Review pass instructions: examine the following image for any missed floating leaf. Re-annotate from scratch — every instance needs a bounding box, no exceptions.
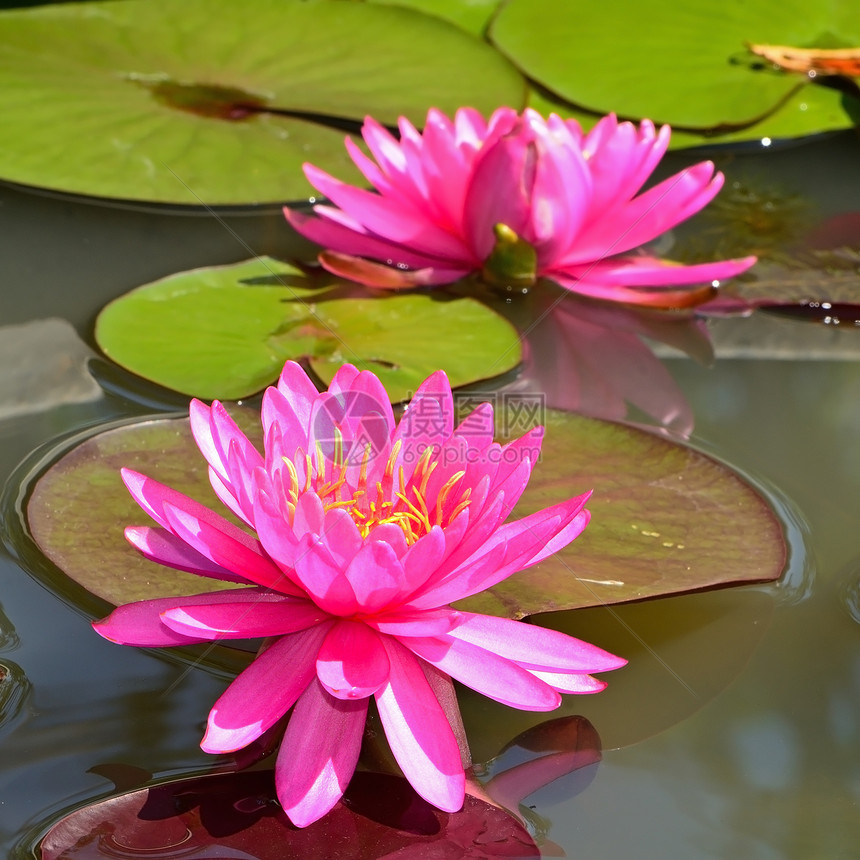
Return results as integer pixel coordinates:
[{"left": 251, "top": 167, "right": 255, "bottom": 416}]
[
  {"left": 491, "top": 0, "right": 860, "bottom": 142},
  {"left": 467, "top": 407, "right": 786, "bottom": 618},
  {"left": 0, "top": 0, "right": 523, "bottom": 205},
  {"left": 39, "top": 770, "right": 540, "bottom": 859},
  {"left": 94, "top": 258, "right": 522, "bottom": 403},
  {"left": 21, "top": 404, "right": 785, "bottom": 619}
]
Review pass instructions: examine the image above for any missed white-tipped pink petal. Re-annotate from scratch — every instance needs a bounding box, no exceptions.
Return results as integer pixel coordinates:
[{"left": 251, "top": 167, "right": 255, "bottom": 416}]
[
  {"left": 404, "top": 635, "right": 561, "bottom": 711},
  {"left": 93, "top": 588, "right": 268, "bottom": 647},
  {"left": 375, "top": 638, "right": 465, "bottom": 812},
  {"left": 202, "top": 623, "right": 330, "bottom": 753},
  {"left": 161, "top": 501, "right": 289, "bottom": 592},
  {"left": 530, "top": 668, "right": 612, "bottom": 694},
  {"left": 124, "top": 526, "right": 247, "bottom": 583},
  {"left": 160, "top": 594, "right": 326, "bottom": 640},
  {"left": 276, "top": 678, "right": 367, "bottom": 828},
  {"left": 449, "top": 612, "right": 626, "bottom": 673}
]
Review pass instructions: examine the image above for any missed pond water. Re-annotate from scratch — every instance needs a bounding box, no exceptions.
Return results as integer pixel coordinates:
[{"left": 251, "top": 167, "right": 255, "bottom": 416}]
[{"left": 1, "top": 126, "right": 859, "bottom": 859}]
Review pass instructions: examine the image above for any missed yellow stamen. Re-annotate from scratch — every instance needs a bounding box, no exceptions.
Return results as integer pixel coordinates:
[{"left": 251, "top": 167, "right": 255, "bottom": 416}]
[{"left": 281, "top": 436, "right": 472, "bottom": 545}]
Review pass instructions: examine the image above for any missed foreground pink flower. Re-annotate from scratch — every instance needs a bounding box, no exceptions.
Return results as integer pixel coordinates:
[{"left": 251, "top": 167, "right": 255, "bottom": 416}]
[
  {"left": 284, "top": 108, "right": 756, "bottom": 308},
  {"left": 93, "top": 362, "right": 625, "bottom": 827}
]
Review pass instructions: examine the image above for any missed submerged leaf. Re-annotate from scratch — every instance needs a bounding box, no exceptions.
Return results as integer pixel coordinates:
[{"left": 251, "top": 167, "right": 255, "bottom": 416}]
[
  {"left": 0, "top": 0, "right": 523, "bottom": 205},
  {"left": 39, "top": 770, "right": 540, "bottom": 859},
  {"left": 94, "top": 258, "right": 522, "bottom": 403}
]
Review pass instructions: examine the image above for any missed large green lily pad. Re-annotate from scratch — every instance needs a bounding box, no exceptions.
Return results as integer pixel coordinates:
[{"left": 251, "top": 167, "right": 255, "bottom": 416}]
[
  {"left": 94, "top": 258, "right": 522, "bottom": 403},
  {"left": 491, "top": 0, "right": 860, "bottom": 140},
  {"left": 23, "top": 405, "right": 786, "bottom": 617},
  {"left": 468, "top": 408, "right": 786, "bottom": 617},
  {"left": 0, "top": 0, "right": 524, "bottom": 205}
]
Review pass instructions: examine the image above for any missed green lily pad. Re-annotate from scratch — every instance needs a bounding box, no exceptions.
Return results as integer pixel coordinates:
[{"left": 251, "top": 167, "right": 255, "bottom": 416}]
[
  {"left": 467, "top": 408, "right": 786, "bottom": 618},
  {"left": 0, "top": 0, "right": 524, "bottom": 205},
  {"left": 491, "top": 0, "right": 860, "bottom": 138},
  {"left": 94, "top": 257, "right": 522, "bottom": 403},
  {"left": 21, "top": 405, "right": 786, "bottom": 618}
]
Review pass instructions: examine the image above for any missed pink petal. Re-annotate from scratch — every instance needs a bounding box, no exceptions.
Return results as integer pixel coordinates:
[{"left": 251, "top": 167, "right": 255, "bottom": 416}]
[
  {"left": 549, "top": 273, "right": 720, "bottom": 309},
  {"left": 412, "top": 495, "right": 590, "bottom": 608},
  {"left": 397, "top": 526, "right": 448, "bottom": 598},
  {"left": 563, "top": 255, "right": 757, "bottom": 287},
  {"left": 121, "top": 469, "right": 249, "bottom": 541},
  {"left": 276, "top": 677, "right": 367, "bottom": 828},
  {"left": 190, "top": 399, "right": 263, "bottom": 525},
  {"left": 124, "top": 526, "right": 247, "bottom": 583},
  {"left": 367, "top": 607, "right": 462, "bottom": 638},
  {"left": 249, "top": 483, "right": 302, "bottom": 576},
  {"left": 529, "top": 126, "right": 592, "bottom": 263},
  {"left": 317, "top": 251, "right": 468, "bottom": 289},
  {"left": 301, "top": 164, "right": 471, "bottom": 260},
  {"left": 293, "top": 491, "right": 325, "bottom": 536},
  {"left": 286, "top": 207, "right": 466, "bottom": 273},
  {"left": 463, "top": 122, "right": 534, "bottom": 259},
  {"left": 316, "top": 507, "right": 363, "bottom": 567},
  {"left": 316, "top": 620, "right": 390, "bottom": 699},
  {"left": 160, "top": 595, "right": 326, "bottom": 640},
  {"left": 449, "top": 612, "right": 627, "bottom": 673},
  {"left": 93, "top": 588, "right": 265, "bottom": 647},
  {"left": 161, "top": 501, "right": 290, "bottom": 592},
  {"left": 531, "top": 668, "right": 611, "bottom": 693},
  {"left": 561, "top": 161, "right": 723, "bottom": 263},
  {"left": 202, "top": 623, "right": 330, "bottom": 753},
  {"left": 404, "top": 635, "right": 561, "bottom": 711},
  {"left": 344, "top": 540, "right": 403, "bottom": 613},
  {"left": 375, "top": 638, "right": 465, "bottom": 812},
  {"left": 393, "top": 370, "right": 454, "bottom": 479},
  {"left": 207, "top": 466, "right": 252, "bottom": 525}
]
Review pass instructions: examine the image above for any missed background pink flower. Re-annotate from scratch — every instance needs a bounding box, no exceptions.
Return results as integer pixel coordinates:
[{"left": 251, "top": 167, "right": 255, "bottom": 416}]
[
  {"left": 284, "top": 108, "right": 756, "bottom": 308},
  {"left": 94, "top": 362, "right": 625, "bottom": 828}
]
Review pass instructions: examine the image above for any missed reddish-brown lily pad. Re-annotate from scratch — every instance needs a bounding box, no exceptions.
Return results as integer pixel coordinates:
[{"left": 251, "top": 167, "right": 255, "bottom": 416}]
[
  {"left": 17, "top": 405, "right": 786, "bottom": 619},
  {"left": 40, "top": 769, "right": 540, "bottom": 859}
]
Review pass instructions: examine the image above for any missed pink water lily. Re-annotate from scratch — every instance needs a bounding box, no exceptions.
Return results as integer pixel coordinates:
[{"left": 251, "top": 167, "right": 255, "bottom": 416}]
[
  {"left": 93, "top": 362, "right": 625, "bottom": 827},
  {"left": 284, "top": 108, "right": 756, "bottom": 309}
]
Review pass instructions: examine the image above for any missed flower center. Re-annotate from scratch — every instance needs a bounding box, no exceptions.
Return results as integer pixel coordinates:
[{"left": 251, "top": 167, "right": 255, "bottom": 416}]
[{"left": 283, "top": 437, "right": 471, "bottom": 545}]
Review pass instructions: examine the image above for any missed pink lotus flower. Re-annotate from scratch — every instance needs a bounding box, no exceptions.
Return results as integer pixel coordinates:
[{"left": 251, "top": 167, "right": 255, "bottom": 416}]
[
  {"left": 284, "top": 108, "right": 756, "bottom": 308},
  {"left": 93, "top": 362, "right": 625, "bottom": 828}
]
